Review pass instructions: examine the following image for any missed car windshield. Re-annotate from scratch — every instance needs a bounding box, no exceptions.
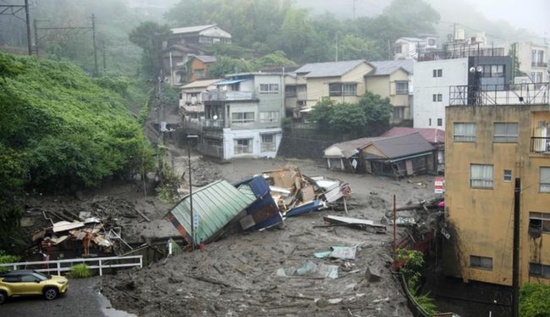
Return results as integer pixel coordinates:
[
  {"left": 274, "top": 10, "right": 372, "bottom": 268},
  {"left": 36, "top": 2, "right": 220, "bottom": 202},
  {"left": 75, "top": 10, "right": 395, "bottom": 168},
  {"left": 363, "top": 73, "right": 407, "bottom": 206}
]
[{"left": 32, "top": 271, "right": 49, "bottom": 281}]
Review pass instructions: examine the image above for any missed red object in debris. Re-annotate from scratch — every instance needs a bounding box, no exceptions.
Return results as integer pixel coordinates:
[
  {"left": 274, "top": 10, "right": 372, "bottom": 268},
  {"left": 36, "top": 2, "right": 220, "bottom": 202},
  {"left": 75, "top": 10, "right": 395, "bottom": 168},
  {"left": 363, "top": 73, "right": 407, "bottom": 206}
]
[
  {"left": 437, "top": 200, "right": 445, "bottom": 208},
  {"left": 198, "top": 243, "right": 207, "bottom": 250}
]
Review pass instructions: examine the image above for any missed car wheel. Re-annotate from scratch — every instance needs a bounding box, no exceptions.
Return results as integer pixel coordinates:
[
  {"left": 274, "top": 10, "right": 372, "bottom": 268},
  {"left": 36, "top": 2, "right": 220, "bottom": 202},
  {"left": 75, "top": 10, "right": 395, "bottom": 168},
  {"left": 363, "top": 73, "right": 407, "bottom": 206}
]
[
  {"left": 0, "top": 291, "right": 6, "bottom": 305},
  {"left": 43, "top": 287, "right": 58, "bottom": 300}
]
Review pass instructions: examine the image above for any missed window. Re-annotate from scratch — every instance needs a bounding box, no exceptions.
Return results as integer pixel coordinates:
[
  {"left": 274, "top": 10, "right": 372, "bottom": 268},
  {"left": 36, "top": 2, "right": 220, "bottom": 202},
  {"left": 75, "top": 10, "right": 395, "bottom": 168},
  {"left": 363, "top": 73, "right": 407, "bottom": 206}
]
[
  {"left": 393, "top": 107, "right": 404, "bottom": 120},
  {"left": 234, "top": 139, "right": 252, "bottom": 154},
  {"left": 433, "top": 69, "right": 443, "bottom": 77},
  {"left": 428, "top": 39, "right": 436, "bottom": 46},
  {"left": 231, "top": 112, "right": 255, "bottom": 124},
  {"left": 504, "top": 169, "right": 512, "bottom": 182},
  {"left": 396, "top": 81, "right": 408, "bottom": 95},
  {"left": 470, "top": 164, "right": 493, "bottom": 189},
  {"left": 494, "top": 122, "right": 518, "bottom": 143},
  {"left": 470, "top": 255, "right": 493, "bottom": 270},
  {"left": 432, "top": 94, "right": 442, "bottom": 102},
  {"left": 429, "top": 118, "right": 432, "bottom": 126},
  {"left": 437, "top": 118, "right": 443, "bottom": 127},
  {"left": 529, "top": 263, "right": 550, "bottom": 278},
  {"left": 531, "top": 72, "right": 543, "bottom": 83},
  {"left": 395, "top": 45, "right": 402, "bottom": 54},
  {"left": 285, "top": 85, "right": 296, "bottom": 97},
  {"left": 453, "top": 123, "right": 476, "bottom": 142},
  {"left": 260, "top": 84, "right": 279, "bottom": 94},
  {"left": 540, "top": 167, "right": 550, "bottom": 193},
  {"left": 329, "top": 83, "right": 357, "bottom": 96},
  {"left": 481, "top": 65, "right": 505, "bottom": 78},
  {"left": 529, "top": 212, "right": 550, "bottom": 234},
  {"left": 260, "top": 111, "right": 280, "bottom": 123},
  {"left": 261, "top": 134, "right": 276, "bottom": 152}
]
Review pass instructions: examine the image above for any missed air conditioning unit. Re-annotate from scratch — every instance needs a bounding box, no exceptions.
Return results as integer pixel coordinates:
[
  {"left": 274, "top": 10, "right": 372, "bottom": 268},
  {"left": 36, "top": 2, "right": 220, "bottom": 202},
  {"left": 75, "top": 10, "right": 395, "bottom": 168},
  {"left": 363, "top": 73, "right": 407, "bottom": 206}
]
[{"left": 514, "top": 76, "right": 530, "bottom": 84}]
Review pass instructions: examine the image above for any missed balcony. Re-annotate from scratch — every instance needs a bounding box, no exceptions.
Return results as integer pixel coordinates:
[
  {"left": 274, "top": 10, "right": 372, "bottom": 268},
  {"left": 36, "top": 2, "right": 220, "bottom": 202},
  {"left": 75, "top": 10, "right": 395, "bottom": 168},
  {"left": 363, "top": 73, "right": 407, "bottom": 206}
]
[
  {"left": 531, "top": 136, "right": 550, "bottom": 154},
  {"left": 449, "top": 83, "right": 549, "bottom": 106},
  {"left": 203, "top": 90, "right": 257, "bottom": 101},
  {"left": 532, "top": 61, "right": 548, "bottom": 68}
]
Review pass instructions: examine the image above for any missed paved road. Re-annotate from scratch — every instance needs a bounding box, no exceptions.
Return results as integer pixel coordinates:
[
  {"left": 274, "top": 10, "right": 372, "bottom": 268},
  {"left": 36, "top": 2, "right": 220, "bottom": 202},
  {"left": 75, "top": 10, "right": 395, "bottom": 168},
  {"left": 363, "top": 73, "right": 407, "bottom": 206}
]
[{"left": 0, "top": 277, "right": 136, "bottom": 317}]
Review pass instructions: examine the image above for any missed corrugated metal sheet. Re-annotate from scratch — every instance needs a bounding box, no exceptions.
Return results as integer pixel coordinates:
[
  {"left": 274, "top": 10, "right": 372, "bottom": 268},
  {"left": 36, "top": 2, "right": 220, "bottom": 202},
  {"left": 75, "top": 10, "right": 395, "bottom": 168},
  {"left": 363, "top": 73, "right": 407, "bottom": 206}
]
[{"left": 167, "top": 180, "right": 256, "bottom": 244}]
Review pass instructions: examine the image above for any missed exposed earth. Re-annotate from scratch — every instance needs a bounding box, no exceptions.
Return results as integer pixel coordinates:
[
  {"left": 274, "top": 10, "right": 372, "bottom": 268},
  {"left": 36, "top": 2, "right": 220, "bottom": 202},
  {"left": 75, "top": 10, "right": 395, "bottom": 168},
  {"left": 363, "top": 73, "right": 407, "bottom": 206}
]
[{"left": 22, "top": 151, "right": 440, "bottom": 317}]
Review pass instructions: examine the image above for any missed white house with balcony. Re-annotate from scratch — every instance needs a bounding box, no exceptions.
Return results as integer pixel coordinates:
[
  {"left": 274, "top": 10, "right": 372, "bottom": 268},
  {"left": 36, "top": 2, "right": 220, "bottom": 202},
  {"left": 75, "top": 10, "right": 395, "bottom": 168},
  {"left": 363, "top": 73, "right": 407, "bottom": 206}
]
[
  {"left": 180, "top": 79, "right": 222, "bottom": 120},
  {"left": 186, "top": 72, "right": 285, "bottom": 160}
]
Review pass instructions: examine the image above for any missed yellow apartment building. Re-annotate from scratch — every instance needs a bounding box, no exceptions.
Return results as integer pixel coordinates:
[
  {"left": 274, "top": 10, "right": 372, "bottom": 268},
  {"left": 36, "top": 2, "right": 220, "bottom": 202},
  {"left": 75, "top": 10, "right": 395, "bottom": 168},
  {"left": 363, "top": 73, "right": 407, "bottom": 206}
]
[{"left": 443, "top": 83, "right": 550, "bottom": 286}]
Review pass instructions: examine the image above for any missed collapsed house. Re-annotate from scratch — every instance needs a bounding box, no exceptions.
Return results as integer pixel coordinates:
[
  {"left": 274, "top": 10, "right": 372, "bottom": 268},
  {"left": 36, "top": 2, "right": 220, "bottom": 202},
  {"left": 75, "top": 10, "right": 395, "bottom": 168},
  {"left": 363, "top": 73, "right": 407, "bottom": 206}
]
[
  {"left": 166, "top": 166, "right": 352, "bottom": 247},
  {"left": 323, "top": 133, "right": 437, "bottom": 178}
]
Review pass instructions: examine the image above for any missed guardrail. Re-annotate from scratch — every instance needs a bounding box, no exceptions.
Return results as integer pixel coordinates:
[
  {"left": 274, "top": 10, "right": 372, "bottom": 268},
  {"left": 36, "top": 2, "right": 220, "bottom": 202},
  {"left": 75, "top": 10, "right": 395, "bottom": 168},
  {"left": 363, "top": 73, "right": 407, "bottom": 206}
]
[{"left": 0, "top": 255, "right": 142, "bottom": 276}]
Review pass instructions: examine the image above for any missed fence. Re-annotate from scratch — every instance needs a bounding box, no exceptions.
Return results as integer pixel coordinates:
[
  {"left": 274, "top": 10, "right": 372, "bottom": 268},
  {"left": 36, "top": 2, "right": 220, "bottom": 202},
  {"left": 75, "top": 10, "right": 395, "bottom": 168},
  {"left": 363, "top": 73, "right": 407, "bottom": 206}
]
[{"left": 0, "top": 255, "right": 142, "bottom": 276}]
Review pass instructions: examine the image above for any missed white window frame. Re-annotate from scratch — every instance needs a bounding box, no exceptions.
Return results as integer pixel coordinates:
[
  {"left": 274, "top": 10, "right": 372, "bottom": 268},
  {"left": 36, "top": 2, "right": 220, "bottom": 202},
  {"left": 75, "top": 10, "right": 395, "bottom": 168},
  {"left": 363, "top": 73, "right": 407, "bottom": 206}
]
[
  {"left": 234, "top": 138, "right": 252, "bottom": 154},
  {"left": 259, "top": 83, "right": 279, "bottom": 94},
  {"left": 259, "top": 111, "right": 280, "bottom": 123},
  {"left": 470, "top": 164, "right": 493, "bottom": 189},
  {"left": 231, "top": 112, "right": 255, "bottom": 124},
  {"left": 433, "top": 69, "right": 443, "bottom": 77},
  {"left": 453, "top": 123, "right": 476, "bottom": 142},
  {"left": 395, "top": 81, "right": 408, "bottom": 95},
  {"left": 437, "top": 118, "right": 443, "bottom": 127},
  {"left": 540, "top": 167, "right": 550, "bottom": 193},
  {"left": 393, "top": 106, "right": 404, "bottom": 120},
  {"left": 493, "top": 122, "right": 518, "bottom": 143},
  {"left": 504, "top": 169, "right": 512, "bottom": 182},
  {"left": 261, "top": 134, "right": 276, "bottom": 152},
  {"left": 432, "top": 94, "right": 442, "bottom": 102},
  {"left": 470, "top": 255, "right": 493, "bottom": 270}
]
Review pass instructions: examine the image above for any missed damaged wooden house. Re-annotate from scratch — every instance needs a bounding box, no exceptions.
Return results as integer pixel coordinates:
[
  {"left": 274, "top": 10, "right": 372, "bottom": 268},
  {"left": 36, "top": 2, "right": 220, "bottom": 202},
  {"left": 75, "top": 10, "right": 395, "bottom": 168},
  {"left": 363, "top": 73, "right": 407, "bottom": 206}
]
[{"left": 323, "top": 132, "right": 437, "bottom": 178}]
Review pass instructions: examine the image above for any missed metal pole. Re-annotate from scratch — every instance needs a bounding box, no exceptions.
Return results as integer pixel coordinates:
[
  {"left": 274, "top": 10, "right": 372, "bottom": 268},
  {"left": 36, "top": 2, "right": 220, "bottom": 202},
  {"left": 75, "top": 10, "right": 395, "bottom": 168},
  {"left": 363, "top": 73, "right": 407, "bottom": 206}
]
[
  {"left": 393, "top": 194, "right": 396, "bottom": 270},
  {"left": 24, "top": 0, "right": 32, "bottom": 55},
  {"left": 512, "top": 177, "right": 521, "bottom": 317},
  {"left": 188, "top": 137, "right": 193, "bottom": 251},
  {"left": 91, "top": 14, "right": 98, "bottom": 76}
]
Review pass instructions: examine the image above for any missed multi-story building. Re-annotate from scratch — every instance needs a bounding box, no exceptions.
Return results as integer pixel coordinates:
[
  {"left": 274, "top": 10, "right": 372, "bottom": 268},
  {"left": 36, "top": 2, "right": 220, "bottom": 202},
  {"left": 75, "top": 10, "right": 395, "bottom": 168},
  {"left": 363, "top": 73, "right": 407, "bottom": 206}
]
[
  {"left": 285, "top": 60, "right": 415, "bottom": 125},
  {"left": 179, "top": 79, "right": 222, "bottom": 120},
  {"left": 414, "top": 55, "right": 511, "bottom": 129},
  {"left": 443, "top": 81, "right": 550, "bottom": 286},
  {"left": 185, "top": 72, "right": 284, "bottom": 160},
  {"left": 394, "top": 35, "right": 438, "bottom": 60},
  {"left": 515, "top": 42, "right": 549, "bottom": 83}
]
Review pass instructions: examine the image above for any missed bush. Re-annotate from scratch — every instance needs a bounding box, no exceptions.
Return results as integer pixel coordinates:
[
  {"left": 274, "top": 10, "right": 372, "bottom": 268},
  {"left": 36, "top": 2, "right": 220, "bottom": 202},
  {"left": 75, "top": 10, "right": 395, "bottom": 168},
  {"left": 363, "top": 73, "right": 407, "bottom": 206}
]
[
  {"left": 0, "top": 251, "right": 20, "bottom": 273},
  {"left": 70, "top": 263, "right": 93, "bottom": 278}
]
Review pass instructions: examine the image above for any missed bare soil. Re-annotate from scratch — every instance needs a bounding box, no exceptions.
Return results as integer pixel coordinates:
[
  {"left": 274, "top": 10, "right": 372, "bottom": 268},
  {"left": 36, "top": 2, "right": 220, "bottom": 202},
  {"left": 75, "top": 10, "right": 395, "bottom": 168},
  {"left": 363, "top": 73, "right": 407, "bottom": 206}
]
[{"left": 94, "top": 156, "right": 439, "bottom": 317}]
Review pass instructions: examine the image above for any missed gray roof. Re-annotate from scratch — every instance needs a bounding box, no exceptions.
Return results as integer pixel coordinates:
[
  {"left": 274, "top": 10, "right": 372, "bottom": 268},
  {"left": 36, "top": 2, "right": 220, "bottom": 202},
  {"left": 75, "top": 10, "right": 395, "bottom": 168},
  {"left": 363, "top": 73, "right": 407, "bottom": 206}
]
[
  {"left": 295, "top": 60, "right": 367, "bottom": 78},
  {"left": 324, "top": 137, "right": 384, "bottom": 158},
  {"left": 369, "top": 133, "right": 434, "bottom": 159},
  {"left": 368, "top": 60, "right": 414, "bottom": 76},
  {"left": 171, "top": 24, "right": 217, "bottom": 35},
  {"left": 193, "top": 55, "right": 217, "bottom": 63}
]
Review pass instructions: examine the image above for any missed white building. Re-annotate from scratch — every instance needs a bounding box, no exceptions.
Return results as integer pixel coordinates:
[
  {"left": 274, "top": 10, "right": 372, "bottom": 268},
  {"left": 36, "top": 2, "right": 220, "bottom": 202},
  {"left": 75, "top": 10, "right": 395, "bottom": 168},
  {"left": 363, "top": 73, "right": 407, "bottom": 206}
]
[
  {"left": 413, "top": 58, "right": 469, "bottom": 129},
  {"left": 394, "top": 36, "right": 438, "bottom": 60}
]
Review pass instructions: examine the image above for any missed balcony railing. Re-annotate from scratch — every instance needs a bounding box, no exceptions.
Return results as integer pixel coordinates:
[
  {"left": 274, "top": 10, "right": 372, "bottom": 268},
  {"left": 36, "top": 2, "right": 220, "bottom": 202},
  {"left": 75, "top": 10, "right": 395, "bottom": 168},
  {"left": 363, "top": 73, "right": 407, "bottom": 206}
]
[
  {"left": 531, "top": 136, "right": 550, "bottom": 154},
  {"left": 532, "top": 61, "right": 548, "bottom": 68},
  {"left": 449, "top": 83, "right": 549, "bottom": 106},
  {"left": 202, "top": 90, "right": 257, "bottom": 101}
]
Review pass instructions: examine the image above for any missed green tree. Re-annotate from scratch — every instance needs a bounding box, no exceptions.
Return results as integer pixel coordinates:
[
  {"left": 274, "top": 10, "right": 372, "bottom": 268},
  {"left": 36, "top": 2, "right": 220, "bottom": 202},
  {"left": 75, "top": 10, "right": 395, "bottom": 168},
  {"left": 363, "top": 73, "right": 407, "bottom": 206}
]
[
  {"left": 250, "top": 51, "right": 297, "bottom": 71},
  {"left": 382, "top": 0, "right": 441, "bottom": 35},
  {"left": 520, "top": 283, "right": 550, "bottom": 317},
  {"left": 129, "top": 21, "right": 171, "bottom": 78},
  {"left": 358, "top": 91, "right": 393, "bottom": 136},
  {"left": 207, "top": 56, "right": 251, "bottom": 78},
  {"left": 276, "top": 8, "right": 315, "bottom": 63}
]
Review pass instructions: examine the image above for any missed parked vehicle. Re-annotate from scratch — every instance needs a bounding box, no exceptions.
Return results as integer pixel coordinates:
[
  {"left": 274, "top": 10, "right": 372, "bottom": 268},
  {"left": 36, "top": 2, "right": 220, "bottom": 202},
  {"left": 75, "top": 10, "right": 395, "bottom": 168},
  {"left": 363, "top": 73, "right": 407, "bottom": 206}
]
[{"left": 0, "top": 270, "right": 68, "bottom": 304}]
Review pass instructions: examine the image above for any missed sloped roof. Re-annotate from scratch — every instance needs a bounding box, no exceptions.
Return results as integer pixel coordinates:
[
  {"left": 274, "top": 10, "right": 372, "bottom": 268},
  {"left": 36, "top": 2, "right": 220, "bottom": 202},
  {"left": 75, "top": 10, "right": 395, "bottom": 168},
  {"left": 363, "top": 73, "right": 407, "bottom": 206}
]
[
  {"left": 181, "top": 79, "right": 222, "bottom": 90},
  {"left": 324, "top": 137, "right": 384, "bottom": 158},
  {"left": 295, "top": 60, "right": 367, "bottom": 78},
  {"left": 171, "top": 24, "right": 217, "bottom": 34},
  {"left": 382, "top": 127, "right": 445, "bottom": 144},
  {"left": 192, "top": 55, "right": 217, "bottom": 63},
  {"left": 167, "top": 180, "right": 256, "bottom": 244},
  {"left": 367, "top": 133, "right": 435, "bottom": 159},
  {"left": 368, "top": 60, "right": 414, "bottom": 76}
]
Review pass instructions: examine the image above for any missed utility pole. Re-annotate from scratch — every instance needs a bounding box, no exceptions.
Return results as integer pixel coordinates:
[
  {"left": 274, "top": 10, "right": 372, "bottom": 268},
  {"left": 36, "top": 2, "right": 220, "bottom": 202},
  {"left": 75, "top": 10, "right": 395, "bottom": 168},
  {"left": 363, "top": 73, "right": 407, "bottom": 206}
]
[
  {"left": 102, "top": 40, "right": 106, "bottom": 75},
  {"left": 0, "top": 0, "right": 33, "bottom": 55},
  {"left": 34, "top": 15, "right": 98, "bottom": 75}
]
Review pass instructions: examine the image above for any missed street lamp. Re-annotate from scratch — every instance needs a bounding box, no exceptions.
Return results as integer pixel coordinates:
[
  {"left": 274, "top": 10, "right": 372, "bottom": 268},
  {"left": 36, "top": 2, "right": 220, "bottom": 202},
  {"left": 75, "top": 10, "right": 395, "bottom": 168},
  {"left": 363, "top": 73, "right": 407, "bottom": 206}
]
[{"left": 187, "top": 134, "right": 199, "bottom": 250}]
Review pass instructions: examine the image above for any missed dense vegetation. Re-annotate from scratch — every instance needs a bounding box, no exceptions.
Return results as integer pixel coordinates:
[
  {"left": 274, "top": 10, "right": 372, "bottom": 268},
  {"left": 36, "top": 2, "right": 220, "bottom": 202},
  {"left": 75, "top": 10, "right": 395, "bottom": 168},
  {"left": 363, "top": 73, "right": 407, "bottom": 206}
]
[{"left": 0, "top": 52, "right": 153, "bottom": 251}]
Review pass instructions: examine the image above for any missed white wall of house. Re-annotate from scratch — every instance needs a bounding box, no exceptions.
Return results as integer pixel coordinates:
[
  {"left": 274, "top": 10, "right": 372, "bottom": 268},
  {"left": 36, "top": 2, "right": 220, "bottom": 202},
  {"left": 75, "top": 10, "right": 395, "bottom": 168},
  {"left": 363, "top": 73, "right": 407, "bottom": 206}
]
[
  {"left": 222, "top": 128, "right": 282, "bottom": 159},
  {"left": 413, "top": 58, "right": 469, "bottom": 129}
]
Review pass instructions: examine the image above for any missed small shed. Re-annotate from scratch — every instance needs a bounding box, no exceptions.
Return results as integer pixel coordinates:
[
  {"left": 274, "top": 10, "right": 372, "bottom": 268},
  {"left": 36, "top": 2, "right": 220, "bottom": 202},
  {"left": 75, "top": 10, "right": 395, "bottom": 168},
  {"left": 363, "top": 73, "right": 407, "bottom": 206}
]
[
  {"left": 360, "top": 133, "right": 436, "bottom": 178},
  {"left": 323, "top": 137, "right": 384, "bottom": 172}
]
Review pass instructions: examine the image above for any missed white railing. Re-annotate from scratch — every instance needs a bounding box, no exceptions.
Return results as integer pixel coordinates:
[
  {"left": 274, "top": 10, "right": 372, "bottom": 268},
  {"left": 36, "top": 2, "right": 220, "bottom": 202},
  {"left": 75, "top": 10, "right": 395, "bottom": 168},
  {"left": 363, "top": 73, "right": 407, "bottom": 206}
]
[{"left": 0, "top": 255, "right": 142, "bottom": 276}]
